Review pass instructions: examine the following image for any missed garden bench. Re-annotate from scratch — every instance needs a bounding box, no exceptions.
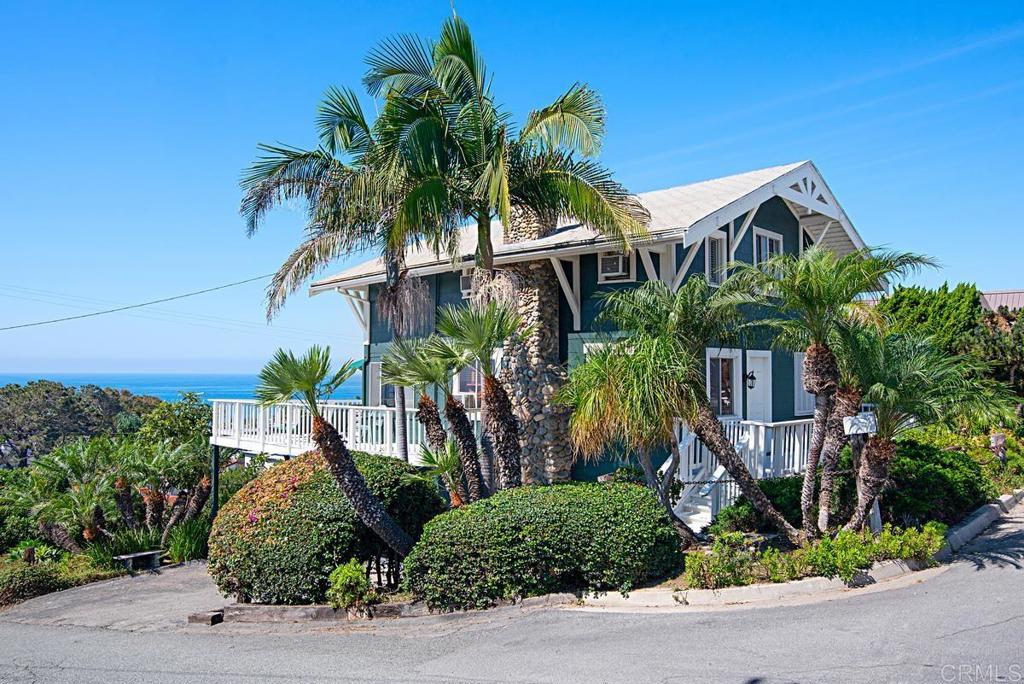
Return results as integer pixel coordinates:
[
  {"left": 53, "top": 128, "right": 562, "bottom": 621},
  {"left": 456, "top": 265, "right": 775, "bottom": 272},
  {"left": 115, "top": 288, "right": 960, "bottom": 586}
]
[{"left": 113, "top": 550, "right": 162, "bottom": 571}]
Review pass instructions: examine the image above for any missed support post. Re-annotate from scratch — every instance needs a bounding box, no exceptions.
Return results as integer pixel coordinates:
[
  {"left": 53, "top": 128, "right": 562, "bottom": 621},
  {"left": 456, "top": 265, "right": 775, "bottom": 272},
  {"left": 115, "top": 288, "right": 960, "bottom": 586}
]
[{"left": 209, "top": 444, "right": 220, "bottom": 523}]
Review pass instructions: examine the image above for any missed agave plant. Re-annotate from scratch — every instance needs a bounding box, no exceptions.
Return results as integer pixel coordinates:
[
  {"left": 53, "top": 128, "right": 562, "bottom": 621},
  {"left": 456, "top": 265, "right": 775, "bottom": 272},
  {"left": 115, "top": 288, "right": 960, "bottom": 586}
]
[
  {"left": 727, "top": 246, "right": 935, "bottom": 536},
  {"left": 256, "top": 346, "right": 414, "bottom": 556},
  {"left": 429, "top": 302, "right": 532, "bottom": 490}
]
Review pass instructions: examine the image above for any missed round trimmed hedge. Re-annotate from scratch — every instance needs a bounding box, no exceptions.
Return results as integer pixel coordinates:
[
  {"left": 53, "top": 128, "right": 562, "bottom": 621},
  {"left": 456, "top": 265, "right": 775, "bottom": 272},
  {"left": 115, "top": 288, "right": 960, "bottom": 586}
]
[
  {"left": 403, "top": 482, "right": 683, "bottom": 610},
  {"left": 207, "top": 450, "right": 445, "bottom": 605}
]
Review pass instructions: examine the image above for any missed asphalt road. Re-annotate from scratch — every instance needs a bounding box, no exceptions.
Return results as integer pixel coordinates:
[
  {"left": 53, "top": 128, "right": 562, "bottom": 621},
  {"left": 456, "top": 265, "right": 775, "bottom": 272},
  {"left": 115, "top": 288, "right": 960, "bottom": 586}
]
[{"left": 1, "top": 509, "right": 1022, "bottom": 684}]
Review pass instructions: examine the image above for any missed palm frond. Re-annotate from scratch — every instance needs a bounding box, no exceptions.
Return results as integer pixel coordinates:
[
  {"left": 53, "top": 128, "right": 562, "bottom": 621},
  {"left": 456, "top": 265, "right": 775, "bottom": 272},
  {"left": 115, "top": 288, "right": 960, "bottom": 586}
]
[
  {"left": 316, "top": 86, "right": 373, "bottom": 157},
  {"left": 520, "top": 83, "right": 605, "bottom": 156}
]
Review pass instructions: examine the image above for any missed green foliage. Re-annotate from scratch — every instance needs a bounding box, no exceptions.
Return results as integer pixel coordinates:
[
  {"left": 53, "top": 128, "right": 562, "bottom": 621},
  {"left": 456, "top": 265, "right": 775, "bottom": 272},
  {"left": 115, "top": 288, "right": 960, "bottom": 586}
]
[
  {"left": 876, "top": 282, "right": 983, "bottom": 356},
  {"left": 85, "top": 528, "right": 162, "bottom": 569},
  {"left": 804, "top": 529, "right": 873, "bottom": 583},
  {"left": 403, "top": 483, "right": 683, "bottom": 611},
  {"left": 6, "top": 540, "right": 61, "bottom": 564},
  {"left": 0, "top": 469, "right": 35, "bottom": 551},
  {"left": 165, "top": 518, "right": 211, "bottom": 563},
  {"left": 683, "top": 533, "right": 758, "bottom": 590},
  {"left": 218, "top": 454, "right": 269, "bottom": 506},
  {"left": 0, "top": 561, "right": 65, "bottom": 606},
  {"left": 56, "top": 554, "right": 122, "bottom": 587},
  {"left": 326, "top": 559, "right": 380, "bottom": 612},
  {"left": 706, "top": 477, "right": 804, "bottom": 536},
  {"left": 138, "top": 392, "right": 212, "bottom": 445},
  {"left": 970, "top": 307, "right": 1024, "bottom": 404},
  {"left": 208, "top": 451, "right": 444, "bottom": 605}
]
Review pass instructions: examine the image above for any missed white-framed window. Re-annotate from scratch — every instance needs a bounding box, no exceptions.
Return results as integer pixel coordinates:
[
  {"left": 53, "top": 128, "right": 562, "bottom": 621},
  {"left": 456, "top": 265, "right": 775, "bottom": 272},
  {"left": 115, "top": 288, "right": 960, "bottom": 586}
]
[
  {"left": 706, "top": 348, "right": 743, "bottom": 419},
  {"left": 460, "top": 268, "right": 474, "bottom": 299},
  {"left": 793, "top": 352, "right": 815, "bottom": 416},
  {"left": 705, "top": 230, "right": 727, "bottom": 286},
  {"left": 597, "top": 251, "right": 635, "bottom": 284},
  {"left": 753, "top": 227, "right": 784, "bottom": 266},
  {"left": 451, "top": 349, "right": 502, "bottom": 409}
]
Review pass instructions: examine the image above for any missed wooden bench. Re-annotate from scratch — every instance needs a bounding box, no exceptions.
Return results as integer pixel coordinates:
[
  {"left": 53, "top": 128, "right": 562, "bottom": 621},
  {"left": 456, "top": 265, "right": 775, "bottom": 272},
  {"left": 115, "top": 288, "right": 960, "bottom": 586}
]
[{"left": 113, "top": 550, "right": 162, "bottom": 571}]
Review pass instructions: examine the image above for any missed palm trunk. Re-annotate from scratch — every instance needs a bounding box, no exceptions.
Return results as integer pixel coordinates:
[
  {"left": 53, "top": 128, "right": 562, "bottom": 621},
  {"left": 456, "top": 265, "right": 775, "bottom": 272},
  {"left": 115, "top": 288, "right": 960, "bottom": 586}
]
[
  {"left": 691, "top": 402, "right": 802, "bottom": 545},
  {"left": 416, "top": 394, "right": 448, "bottom": 453},
  {"left": 161, "top": 491, "right": 189, "bottom": 547},
  {"left": 311, "top": 415, "right": 413, "bottom": 557},
  {"left": 800, "top": 343, "right": 839, "bottom": 538},
  {"left": 113, "top": 478, "right": 137, "bottom": 529},
  {"left": 140, "top": 487, "right": 165, "bottom": 531},
  {"left": 637, "top": 449, "right": 697, "bottom": 548},
  {"left": 182, "top": 476, "right": 212, "bottom": 524},
  {"left": 844, "top": 437, "right": 894, "bottom": 531},
  {"left": 482, "top": 376, "right": 522, "bottom": 489},
  {"left": 817, "top": 387, "right": 861, "bottom": 532},
  {"left": 39, "top": 521, "right": 81, "bottom": 554},
  {"left": 394, "top": 383, "right": 410, "bottom": 462},
  {"left": 444, "top": 396, "right": 486, "bottom": 501}
]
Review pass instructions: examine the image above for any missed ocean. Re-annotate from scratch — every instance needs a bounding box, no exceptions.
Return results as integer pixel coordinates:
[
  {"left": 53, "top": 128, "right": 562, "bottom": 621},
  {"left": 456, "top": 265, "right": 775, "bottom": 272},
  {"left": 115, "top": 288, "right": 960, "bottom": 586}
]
[{"left": 0, "top": 373, "right": 363, "bottom": 403}]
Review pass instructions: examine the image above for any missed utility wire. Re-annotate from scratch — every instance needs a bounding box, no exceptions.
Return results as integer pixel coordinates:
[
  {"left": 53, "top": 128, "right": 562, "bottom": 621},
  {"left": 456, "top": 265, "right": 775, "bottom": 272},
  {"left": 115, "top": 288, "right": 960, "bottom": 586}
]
[{"left": 0, "top": 274, "right": 276, "bottom": 332}]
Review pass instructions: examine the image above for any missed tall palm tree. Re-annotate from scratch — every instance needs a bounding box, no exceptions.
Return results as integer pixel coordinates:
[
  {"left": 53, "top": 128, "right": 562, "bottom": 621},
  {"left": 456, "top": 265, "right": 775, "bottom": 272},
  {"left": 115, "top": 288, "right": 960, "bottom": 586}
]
[
  {"left": 429, "top": 303, "right": 533, "bottom": 490},
  {"left": 727, "top": 246, "right": 935, "bottom": 537},
  {"left": 559, "top": 278, "right": 802, "bottom": 545},
  {"left": 381, "top": 337, "right": 482, "bottom": 502},
  {"left": 842, "top": 332, "right": 1014, "bottom": 531},
  {"left": 256, "top": 346, "right": 414, "bottom": 556},
  {"left": 363, "top": 16, "right": 649, "bottom": 286}
]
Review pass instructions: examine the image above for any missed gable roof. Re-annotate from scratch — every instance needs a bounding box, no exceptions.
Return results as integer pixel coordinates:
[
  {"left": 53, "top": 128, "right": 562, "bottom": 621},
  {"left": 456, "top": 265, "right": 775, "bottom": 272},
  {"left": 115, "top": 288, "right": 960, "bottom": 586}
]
[{"left": 310, "top": 160, "right": 864, "bottom": 294}]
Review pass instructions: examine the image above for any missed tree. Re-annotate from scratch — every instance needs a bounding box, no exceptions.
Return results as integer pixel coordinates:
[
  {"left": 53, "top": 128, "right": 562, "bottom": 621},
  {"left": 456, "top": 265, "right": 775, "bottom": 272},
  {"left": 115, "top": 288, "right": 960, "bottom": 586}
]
[
  {"left": 876, "top": 282, "right": 983, "bottom": 355},
  {"left": 559, "top": 278, "right": 801, "bottom": 546},
  {"left": 429, "top": 303, "right": 533, "bottom": 490},
  {"left": 138, "top": 392, "right": 212, "bottom": 445},
  {"left": 381, "top": 338, "right": 481, "bottom": 503},
  {"left": 728, "top": 246, "right": 934, "bottom": 537},
  {"left": 256, "top": 346, "right": 414, "bottom": 556},
  {"left": 842, "top": 332, "right": 1014, "bottom": 530},
  {"left": 970, "top": 306, "right": 1024, "bottom": 414}
]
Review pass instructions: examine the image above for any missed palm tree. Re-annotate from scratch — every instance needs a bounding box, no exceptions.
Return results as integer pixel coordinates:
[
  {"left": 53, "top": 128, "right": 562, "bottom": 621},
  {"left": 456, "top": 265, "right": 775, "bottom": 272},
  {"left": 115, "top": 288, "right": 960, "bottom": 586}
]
[
  {"left": 842, "top": 332, "right": 1014, "bottom": 530},
  {"left": 727, "top": 246, "right": 934, "bottom": 537},
  {"left": 256, "top": 346, "right": 414, "bottom": 556},
  {"left": 429, "top": 303, "right": 533, "bottom": 490},
  {"left": 559, "top": 278, "right": 802, "bottom": 546},
  {"left": 381, "top": 337, "right": 482, "bottom": 502},
  {"left": 404, "top": 441, "right": 465, "bottom": 508}
]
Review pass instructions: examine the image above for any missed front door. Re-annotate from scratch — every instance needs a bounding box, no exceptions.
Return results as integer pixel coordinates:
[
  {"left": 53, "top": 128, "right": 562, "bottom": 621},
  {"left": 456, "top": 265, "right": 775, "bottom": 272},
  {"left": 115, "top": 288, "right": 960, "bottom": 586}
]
[{"left": 745, "top": 351, "right": 772, "bottom": 422}]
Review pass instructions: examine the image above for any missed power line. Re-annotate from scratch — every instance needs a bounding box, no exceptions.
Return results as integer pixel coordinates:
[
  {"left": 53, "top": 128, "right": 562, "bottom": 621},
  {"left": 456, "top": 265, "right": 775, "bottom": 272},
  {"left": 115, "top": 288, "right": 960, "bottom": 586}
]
[{"left": 0, "top": 274, "right": 276, "bottom": 332}]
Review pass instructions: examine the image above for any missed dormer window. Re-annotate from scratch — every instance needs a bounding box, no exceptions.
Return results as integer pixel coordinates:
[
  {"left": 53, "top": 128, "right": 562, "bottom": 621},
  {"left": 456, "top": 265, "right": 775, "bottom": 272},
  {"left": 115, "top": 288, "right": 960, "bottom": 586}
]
[{"left": 597, "top": 251, "right": 635, "bottom": 284}]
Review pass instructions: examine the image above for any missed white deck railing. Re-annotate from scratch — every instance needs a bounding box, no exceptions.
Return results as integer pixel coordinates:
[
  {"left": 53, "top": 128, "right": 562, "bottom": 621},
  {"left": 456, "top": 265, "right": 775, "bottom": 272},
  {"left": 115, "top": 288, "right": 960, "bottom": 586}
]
[
  {"left": 210, "top": 399, "right": 481, "bottom": 464},
  {"left": 677, "top": 418, "right": 814, "bottom": 514}
]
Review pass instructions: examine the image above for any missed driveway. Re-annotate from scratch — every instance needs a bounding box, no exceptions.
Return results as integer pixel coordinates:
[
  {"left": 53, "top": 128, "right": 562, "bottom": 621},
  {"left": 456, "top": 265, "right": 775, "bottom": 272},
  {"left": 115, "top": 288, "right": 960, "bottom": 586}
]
[{"left": 1, "top": 507, "right": 1022, "bottom": 683}]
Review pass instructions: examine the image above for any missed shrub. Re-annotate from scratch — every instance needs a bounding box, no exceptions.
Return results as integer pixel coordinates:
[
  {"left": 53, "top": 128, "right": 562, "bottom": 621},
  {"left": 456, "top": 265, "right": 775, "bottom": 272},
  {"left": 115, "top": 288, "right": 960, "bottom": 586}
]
[
  {"left": 326, "top": 559, "right": 379, "bottom": 612},
  {"left": 85, "top": 527, "right": 162, "bottom": 569},
  {"left": 0, "top": 561, "right": 65, "bottom": 606},
  {"left": 804, "top": 529, "right": 873, "bottom": 583},
  {"left": 872, "top": 522, "right": 948, "bottom": 565},
  {"left": 705, "top": 477, "right": 803, "bottom": 536},
  {"left": 884, "top": 440, "right": 995, "bottom": 526},
  {"left": 166, "top": 518, "right": 210, "bottom": 563},
  {"left": 218, "top": 454, "right": 269, "bottom": 506},
  {"left": 683, "top": 533, "right": 757, "bottom": 590},
  {"left": 0, "top": 469, "right": 35, "bottom": 552},
  {"left": 57, "top": 554, "right": 122, "bottom": 587},
  {"left": 208, "top": 451, "right": 444, "bottom": 605},
  {"left": 6, "top": 540, "right": 61, "bottom": 564},
  {"left": 403, "top": 483, "right": 683, "bottom": 611}
]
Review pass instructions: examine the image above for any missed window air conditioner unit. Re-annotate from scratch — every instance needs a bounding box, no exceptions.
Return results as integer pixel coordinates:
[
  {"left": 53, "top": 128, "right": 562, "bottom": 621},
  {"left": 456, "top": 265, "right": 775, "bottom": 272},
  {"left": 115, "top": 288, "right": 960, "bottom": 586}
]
[
  {"left": 460, "top": 271, "right": 474, "bottom": 298},
  {"left": 599, "top": 253, "right": 626, "bottom": 277},
  {"left": 461, "top": 394, "right": 479, "bottom": 410}
]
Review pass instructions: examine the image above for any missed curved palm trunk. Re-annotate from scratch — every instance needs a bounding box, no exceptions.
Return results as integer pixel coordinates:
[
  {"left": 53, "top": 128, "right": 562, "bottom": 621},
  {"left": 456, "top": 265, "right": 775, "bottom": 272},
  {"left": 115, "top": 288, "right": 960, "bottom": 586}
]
[
  {"left": 161, "top": 491, "right": 189, "bottom": 547},
  {"left": 638, "top": 438, "right": 697, "bottom": 549},
  {"left": 140, "top": 487, "right": 165, "bottom": 531},
  {"left": 182, "top": 475, "right": 212, "bottom": 524},
  {"left": 394, "top": 384, "right": 410, "bottom": 462},
  {"left": 800, "top": 343, "right": 840, "bottom": 538},
  {"left": 416, "top": 394, "right": 448, "bottom": 453},
  {"left": 38, "top": 521, "right": 81, "bottom": 554},
  {"left": 817, "top": 387, "right": 861, "bottom": 532},
  {"left": 844, "top": 437, "right": 894, "bottom": 531},
  {"left": 113, "top": 478, "right": 137, "bottom": 529},
  {"left": 311, "top": 415, "right": 413, "bottom": 557},
  {"left": 482, "top": 376, "right": 522, "bottom": 490},
  {"left": 692, "top": 402, "right": 802, "bottom": 545},
  {"left": 444, "top": 397, "right": 486, "bottom": 501}
]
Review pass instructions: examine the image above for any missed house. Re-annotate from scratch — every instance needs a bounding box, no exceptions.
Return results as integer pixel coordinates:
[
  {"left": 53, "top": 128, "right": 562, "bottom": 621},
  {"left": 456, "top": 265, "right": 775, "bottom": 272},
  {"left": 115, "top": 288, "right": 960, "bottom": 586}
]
[{"left": 210, "top": 160, "right": 867, "bottom": 519}]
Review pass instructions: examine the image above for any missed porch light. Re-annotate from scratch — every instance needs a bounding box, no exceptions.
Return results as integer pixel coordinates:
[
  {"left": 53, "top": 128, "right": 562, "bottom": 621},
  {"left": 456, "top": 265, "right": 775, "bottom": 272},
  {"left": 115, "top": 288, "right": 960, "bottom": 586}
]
[{"left": 744, "top": 371, "right": 757, "bottom": 390}]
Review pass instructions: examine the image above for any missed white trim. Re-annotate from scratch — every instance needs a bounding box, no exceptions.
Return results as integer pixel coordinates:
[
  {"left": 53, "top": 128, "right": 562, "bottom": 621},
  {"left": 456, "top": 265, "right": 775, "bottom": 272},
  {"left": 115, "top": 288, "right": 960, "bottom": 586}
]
[
  {"left": 638, "top": 247, "right": 659, "bottom": 282},
  {"left": 793, "top": 352, "right": 815, "bottom": 416},
  {"left": 550, "top": 256, "right": 582, "bottom": 331},
  {"left": 367, "top": 361, "right": 383, "bottom": 407},
  {"left": 596, "top": 250, "right": 636, "bottom": 284},
  {"left": 704, "top": 230, "right": 728, "bottom": 286},
  {"left": 337, "top": 287, "right": 370, "bottom": 344},
  {"left": 729, "top": 207, "right": 760, "bottom": 260},
  {"left": 752, "top": 226, "right": 784, "bottom": 265},
  {"left": 745, "top": 350, "right": 773, "bottom": 423},
  {"left": 673, "top": 242, "right": 701, "bottom": 292},
  {"left": 706, "top": 347, "right": 744, "bottom": 419}
]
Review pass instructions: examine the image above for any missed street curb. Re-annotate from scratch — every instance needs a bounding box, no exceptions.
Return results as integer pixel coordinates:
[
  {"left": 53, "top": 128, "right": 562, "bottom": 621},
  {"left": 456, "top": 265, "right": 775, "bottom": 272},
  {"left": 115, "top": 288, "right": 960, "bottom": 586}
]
[{"left": 581, "top": 495, "right": 1021, "bottom": 611}]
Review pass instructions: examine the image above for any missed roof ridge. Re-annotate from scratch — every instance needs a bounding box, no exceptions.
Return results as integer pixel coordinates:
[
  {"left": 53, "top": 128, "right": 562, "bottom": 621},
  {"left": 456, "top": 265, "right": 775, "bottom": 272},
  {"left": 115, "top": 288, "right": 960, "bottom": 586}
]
[{"left": 636, "top": 160, "right": 807, "bottom": 197}]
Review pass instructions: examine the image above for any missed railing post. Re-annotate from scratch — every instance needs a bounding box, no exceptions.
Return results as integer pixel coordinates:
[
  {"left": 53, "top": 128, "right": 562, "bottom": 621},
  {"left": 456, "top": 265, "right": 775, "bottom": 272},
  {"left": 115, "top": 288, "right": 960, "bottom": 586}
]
[
  {"left": 233, "top": 401, "right": 241, "bottom": 449},
  {"left": 384, "top": 407, "right": 394, "bottom": 458},
  {"left": 258, "top": 405, "right": 266, "bottom": 454}
]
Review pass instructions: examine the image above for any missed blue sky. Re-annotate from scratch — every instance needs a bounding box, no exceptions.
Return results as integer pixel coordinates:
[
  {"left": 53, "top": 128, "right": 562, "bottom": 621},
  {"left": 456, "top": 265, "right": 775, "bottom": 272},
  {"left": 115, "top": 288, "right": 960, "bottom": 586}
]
[{"left": 1, "top": 1, "right": 1021, "bottom": 373}]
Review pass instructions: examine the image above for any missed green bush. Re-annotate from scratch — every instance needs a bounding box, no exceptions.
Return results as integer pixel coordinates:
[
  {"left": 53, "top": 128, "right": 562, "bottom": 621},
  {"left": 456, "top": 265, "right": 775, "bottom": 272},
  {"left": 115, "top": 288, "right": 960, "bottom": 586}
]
[
  {"left": 6, "top": 540, "right": 61, "bottom": 564},
  {"left": 57, "top": 554, "right": 122, "bottom": 587},
  {"left": 0, "top": 469, "right": 35, "bottom": 552},
  {"left": 804, "top": 529, "right": 873, "bottom": 583},
  {"left": 403, "top": 483, "right": 683, "bottom": 611},
  {"left": 166, "top": 518, "right": 210, "bottom": 563},
  {"left": 683, "top": 533, "right": 757, "bottom": 590},
  {"left": 326, "top": 559, "right": 379, "bottom": 612},
  {"left": 0, "top": 561, "right": 65, "bottom": 606},
  {"left": 884, "top": 440, "right": 996, "bottom": 526},
  {"left": 208, "top": 451, "right": 444, "bottom": 605},
  {"left": 85, "top": 527, "right": 162, "bottom": 569},
  {"left": 705, "top": 477, "right": 803, "bottom": 536}
]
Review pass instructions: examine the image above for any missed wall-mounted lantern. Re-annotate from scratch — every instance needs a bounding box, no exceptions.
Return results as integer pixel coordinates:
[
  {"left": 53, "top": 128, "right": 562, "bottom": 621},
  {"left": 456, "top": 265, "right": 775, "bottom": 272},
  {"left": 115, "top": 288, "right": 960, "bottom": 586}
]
[{"left": 744, "top": 371, "right": 757, "bottom": 390}]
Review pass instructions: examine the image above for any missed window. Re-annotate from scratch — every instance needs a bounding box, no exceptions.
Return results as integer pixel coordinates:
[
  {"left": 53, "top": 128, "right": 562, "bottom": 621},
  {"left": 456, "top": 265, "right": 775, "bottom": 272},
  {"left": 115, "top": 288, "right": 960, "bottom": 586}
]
[
  {"left": 460, "top": 268, "right": 474, "bottom": 299},
  {"left": 451, "top": 349, "right": 502, "bottom": 410},
  {"left": 706, "top": 348, "right": 743, "bottom": 418},
  {"left": 597, "top": 251, "right": 635, "bottom": 283},
  {"left": 754, "top": 227, "right": 783, "bottom": 265},
  {"left": 793, "top": 352, "right": 815, "bottom": 415},
  {"left": 705, "top": 231, "right": 727, "bottom": 286}
]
